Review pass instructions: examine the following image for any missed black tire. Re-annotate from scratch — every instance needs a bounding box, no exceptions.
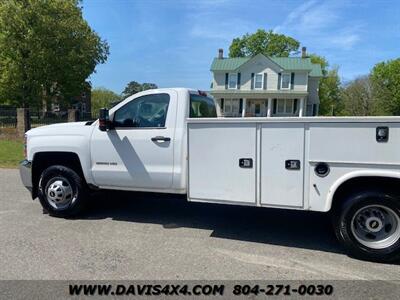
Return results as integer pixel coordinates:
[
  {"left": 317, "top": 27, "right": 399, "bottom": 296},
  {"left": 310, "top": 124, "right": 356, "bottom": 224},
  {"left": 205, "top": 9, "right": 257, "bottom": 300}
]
[
  {"left": 333, "top": 189, "right": 400, "bottom": 262},
  {"left": 38, "top": 165, "right": 88, "bottom": 218}
]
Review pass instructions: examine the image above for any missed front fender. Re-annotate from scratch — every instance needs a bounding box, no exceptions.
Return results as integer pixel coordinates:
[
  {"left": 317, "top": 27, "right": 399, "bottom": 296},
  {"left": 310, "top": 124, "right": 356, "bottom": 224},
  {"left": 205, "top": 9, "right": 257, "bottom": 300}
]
[{"left": 28, "top": 134, "right": 95, "bottom": 186}]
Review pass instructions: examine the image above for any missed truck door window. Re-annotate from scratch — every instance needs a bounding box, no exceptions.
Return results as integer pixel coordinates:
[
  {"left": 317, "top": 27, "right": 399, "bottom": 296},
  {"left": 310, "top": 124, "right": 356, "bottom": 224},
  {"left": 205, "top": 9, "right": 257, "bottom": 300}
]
[
  {"left": 113, "top": 93, "right": 170, "bottom": 128},
  {"left": 190, "top": 94, "right": 217, "bottom": 118}
]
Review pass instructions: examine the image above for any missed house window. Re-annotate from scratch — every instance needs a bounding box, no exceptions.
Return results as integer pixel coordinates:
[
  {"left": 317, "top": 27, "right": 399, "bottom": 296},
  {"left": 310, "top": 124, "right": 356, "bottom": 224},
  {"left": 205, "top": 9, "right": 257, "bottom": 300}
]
[
  {"left": 254, "top": 73, "right": 263, "bottom": 89},
  {"left": 281, "top": 73, "right": 291, "bottom": 89},
  {"left": 312, "top": 104, "right": 318, "bottom": 116},
  {"left": 228, "top": 73, "right": 237, "bottom": 89},
  {"left": 225, "top": 100, "right": 231, "bottom": 113},
  {"left": 275, "top": 99, "right": 298, "bottom": 115},
  {"left": 223, "top": 99, "right": 240, "bottom": 117},
  {"left": 232, "top": 100, "right": 239, "bottom": 114},
  {"left": 277, "top": 101, "right": 285, "bottom": 114}
]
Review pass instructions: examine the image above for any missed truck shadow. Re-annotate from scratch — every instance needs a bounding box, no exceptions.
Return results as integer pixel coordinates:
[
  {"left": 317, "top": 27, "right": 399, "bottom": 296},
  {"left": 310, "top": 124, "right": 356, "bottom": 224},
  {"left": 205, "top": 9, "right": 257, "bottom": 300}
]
[{"left": 82, "top": 190, "right": 344, "bottom": 255}]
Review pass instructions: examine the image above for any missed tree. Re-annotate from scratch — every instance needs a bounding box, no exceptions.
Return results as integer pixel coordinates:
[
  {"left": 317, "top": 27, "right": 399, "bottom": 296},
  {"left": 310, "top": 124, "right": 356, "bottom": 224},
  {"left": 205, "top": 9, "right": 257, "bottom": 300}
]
[
  {"left": 309, "top": 54, "right": 329, "bottom": 75},
  {"left": 228, "top": 29, "right": 300, "bottom": 57},
  {"left": 91, "top": 87, "right": 121, "bottom": 113},
  {"left": 370, "top": 59, "right": 400, "bottom": 115},
  {"left": 309, "top": 54, "right": 343, "bottom": 116},
  {"left": 341, "top": 75, "right": 377, "bottom": 116},
  {"left": 318, "top": 68, "right": 343, "bottom": 116},
  {"left": 121, "top": 81, "right": 158, "bottom": 98},
  {"left": 121, "top": 81, "right": 142, "bottom": 98},
  {"left": 0, "top": 0, "right": 109, "bottom": 108},
  {"left": 141, "top": 83, "right": 158, "bottom": 91}
]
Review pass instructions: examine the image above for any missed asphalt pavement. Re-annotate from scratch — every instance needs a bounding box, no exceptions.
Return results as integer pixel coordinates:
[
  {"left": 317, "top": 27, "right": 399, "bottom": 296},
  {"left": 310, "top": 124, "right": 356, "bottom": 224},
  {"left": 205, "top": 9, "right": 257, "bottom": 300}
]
[{"left": 1, "top": 168, "right": 399, "bottom": 280}]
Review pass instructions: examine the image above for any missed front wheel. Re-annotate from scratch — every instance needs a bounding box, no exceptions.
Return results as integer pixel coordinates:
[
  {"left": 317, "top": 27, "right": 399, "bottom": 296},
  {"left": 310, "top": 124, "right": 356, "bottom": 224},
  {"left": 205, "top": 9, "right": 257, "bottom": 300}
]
[
  {"left": 333, "top": 190, "right": 400, "bottom": 262},
  {"left": 38, "top": 165, "right": 88, "bottom": 217}
]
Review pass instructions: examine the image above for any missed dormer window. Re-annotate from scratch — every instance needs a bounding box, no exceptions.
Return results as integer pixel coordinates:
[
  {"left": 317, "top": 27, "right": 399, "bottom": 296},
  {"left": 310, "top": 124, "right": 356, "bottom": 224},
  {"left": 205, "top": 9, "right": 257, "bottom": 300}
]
[
  {"left": 281, "top": 73, "right": 291, "bottom": 89},
  {"left": 254, "top": 73, "right": 263, "bottom": 89},
  {"left": 228, "top": 73, "right": 237, "bottom": 89}
]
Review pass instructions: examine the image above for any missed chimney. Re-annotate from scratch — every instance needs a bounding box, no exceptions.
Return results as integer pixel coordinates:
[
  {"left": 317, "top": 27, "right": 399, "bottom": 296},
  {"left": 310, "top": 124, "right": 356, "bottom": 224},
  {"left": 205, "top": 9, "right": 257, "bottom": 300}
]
[
  {"left": 301, "top": 46, "right": 307, "bottom": 58},
  {"left": 218, "top": 48, "right": 224, "bottom": 59}
]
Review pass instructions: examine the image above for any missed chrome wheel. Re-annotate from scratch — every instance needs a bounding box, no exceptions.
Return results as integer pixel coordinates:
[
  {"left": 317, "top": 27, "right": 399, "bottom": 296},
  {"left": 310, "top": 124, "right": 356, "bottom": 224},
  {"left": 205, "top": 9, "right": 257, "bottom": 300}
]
[
  {"left": 351, "top": 205, "right": 400, "bottom": 249},
  {"left": 45, "top": 176, "right": 77, "bottom": 210}
]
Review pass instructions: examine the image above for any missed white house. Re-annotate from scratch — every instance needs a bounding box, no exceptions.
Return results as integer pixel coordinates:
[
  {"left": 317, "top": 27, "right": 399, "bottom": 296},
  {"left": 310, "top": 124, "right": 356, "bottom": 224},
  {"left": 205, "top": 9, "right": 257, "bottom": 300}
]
[{"left": 210, "top": 47, "right": 322, "bottom": 117}]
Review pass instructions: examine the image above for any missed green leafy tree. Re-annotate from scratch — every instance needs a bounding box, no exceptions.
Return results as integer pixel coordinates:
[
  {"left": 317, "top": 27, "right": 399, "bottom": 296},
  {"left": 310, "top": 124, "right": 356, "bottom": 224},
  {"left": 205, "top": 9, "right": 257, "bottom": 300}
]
[
  {"left": 370, "top": 58, "right": 400, "bottom": 115},
  {"left": 309, "top": 54, "right": 329, "bottom": 75},
  {"left": 91, "top": 87, "right": 121, "bottom": 113},
  {"left": 341, "top": 75, "right": 378, "bottom": 116},
  {"left": 121, "top": 81, "right": 158, "bottom": 98},
  {"left": 0, "top": 0, "right": 109, "bottom": 108},
  {"left": 141, "top": 83, "right": 158, "bottom": 91},
  {"left": 122, "top": 81, "right": 142, "bottom": 98},
  {"left": 228, "top": 29, "right": 300, "bottom": 57},
  {"left": 319, "top": 68, "right": 343, "bottom": 116},
  {"left": 309, "top": 54, "right": 343, "bottom": 116}
]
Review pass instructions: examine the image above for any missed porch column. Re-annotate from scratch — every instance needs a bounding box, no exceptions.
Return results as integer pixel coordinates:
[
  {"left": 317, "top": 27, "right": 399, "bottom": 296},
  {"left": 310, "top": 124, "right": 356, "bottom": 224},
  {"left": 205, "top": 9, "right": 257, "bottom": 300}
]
[
  {"left": 267, "top": 98, "right": 272, "bottom": 117},
  {"left": 217, "top": 98, "right": 223, "bottom": 117},
  {"left": 299, "top": 98, "right": 305, "bottom": 117},
  {"left": 241, "top": 98, "right": 247, "bottom": 117}
]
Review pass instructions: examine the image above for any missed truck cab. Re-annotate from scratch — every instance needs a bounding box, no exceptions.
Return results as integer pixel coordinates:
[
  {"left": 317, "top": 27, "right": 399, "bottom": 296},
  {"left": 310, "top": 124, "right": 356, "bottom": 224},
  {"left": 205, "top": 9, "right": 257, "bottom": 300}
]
[
  {"left": 20, "top": 88, "right": 216, "bottom": 198},
  {"left": 89, "top": 88, "right": 215, "bottom": 193}
]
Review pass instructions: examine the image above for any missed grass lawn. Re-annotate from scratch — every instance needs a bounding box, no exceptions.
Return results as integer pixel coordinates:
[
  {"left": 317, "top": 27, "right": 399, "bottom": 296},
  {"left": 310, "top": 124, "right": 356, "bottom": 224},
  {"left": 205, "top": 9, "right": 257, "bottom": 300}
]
[{"left": 0, "top": 139, "right": 24, "bottom": 168}]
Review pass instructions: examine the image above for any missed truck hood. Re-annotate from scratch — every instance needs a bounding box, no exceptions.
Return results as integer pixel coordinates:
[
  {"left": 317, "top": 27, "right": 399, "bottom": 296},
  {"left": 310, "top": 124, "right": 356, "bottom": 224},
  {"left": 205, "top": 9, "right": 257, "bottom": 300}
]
[{"left": 26, "top": 121, "right": 95, "bottom": 137}]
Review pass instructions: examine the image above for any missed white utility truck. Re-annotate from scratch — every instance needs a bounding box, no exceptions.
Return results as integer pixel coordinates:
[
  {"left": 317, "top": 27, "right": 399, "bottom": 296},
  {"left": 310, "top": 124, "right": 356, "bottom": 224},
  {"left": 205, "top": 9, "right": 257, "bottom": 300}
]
[{"left": 20, "top": 88, "right": 400, "bottom": 262}]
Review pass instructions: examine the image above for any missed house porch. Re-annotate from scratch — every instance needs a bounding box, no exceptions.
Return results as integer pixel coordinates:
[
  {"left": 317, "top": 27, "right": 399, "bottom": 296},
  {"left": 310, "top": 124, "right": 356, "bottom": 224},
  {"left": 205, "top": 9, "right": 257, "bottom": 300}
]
[{"left": 216, "top": 97, "right": 319, "bottom": 117}]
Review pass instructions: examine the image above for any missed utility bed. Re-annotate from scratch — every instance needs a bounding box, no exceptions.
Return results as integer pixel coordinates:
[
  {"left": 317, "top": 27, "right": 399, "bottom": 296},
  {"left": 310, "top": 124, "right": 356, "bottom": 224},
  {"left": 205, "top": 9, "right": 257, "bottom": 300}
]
[{"left": 187, "top": 117, "right": 400, "bottom": 212}]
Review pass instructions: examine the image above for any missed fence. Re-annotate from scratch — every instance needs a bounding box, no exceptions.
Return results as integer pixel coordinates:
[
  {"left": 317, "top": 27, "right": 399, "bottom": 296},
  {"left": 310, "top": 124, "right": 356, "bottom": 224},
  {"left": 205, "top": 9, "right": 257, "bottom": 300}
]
[
  {"left": 81, "top": 111, "right": 99, "bottom": 122},
  {"left": 0, "top": 108, "right": 99, "bottom": 129},
  {"left": 0, "top": 107, "right": 17, "bottom": 128},
  {"left": 29, "top": 110, "right": 68, "bottom": 128}
]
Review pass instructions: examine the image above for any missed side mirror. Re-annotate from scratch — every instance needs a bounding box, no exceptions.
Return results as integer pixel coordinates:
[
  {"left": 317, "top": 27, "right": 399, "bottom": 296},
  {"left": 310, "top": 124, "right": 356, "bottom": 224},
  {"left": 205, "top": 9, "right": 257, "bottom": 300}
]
[{"left": 99, "top": 108, "right": 110, "bottom": 131}]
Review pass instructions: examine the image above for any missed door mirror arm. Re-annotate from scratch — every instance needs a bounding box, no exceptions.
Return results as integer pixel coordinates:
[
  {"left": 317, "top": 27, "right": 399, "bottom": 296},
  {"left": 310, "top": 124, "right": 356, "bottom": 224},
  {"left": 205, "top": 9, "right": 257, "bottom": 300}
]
[{"left": 99, "top": 108, "right": 112, "bottom": 131}]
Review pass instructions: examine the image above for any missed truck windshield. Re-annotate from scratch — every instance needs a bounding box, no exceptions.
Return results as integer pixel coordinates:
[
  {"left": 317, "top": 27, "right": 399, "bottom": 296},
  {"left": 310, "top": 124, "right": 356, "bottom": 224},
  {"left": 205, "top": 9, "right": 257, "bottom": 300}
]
[{"left": 190, "top": 94, "right": 217, "bottom": 118}]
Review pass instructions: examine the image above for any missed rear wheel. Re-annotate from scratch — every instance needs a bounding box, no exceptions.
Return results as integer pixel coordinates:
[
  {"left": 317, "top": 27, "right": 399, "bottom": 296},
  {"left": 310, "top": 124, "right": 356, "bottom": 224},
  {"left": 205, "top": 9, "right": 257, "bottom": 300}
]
[
  {"left": 333, "top": 189, "right": 400, "bottom": 262},
  {"left": 38, "top": 165, "right": 88, "bottom": 217}
]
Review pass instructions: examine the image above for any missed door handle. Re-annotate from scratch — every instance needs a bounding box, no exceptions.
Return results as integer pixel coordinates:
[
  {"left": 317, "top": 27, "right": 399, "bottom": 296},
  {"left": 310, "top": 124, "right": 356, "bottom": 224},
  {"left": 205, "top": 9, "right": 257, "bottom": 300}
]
[{"left": 151, "top": 136, "right": 171, "bottom": 142}]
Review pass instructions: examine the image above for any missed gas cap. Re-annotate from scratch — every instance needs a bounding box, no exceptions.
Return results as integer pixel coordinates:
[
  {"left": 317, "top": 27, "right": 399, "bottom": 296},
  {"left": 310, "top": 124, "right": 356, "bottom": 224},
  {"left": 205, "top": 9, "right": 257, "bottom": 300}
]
[{"left": 315, "top": 162, "right": 330, "bottom": 177}]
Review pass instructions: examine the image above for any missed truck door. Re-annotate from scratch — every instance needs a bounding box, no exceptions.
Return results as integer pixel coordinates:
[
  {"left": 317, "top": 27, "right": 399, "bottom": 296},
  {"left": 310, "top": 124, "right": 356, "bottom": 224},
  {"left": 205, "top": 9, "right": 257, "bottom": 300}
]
[{"left": 90, "top": 90, "right": 177, "bottom": 190}]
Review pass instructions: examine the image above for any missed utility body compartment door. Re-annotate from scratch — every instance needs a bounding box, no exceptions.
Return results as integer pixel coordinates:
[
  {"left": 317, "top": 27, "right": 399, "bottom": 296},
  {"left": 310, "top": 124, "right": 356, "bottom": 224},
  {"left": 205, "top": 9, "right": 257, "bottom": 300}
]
[
  {"left": 260, "top": 123, "right": 305, "bottom": 207},
  {"left": 188, "top": 121, "right": 304, "bottom": 208},
  {"left": 188, "top": 123, "right": 256, "bottom": 204}
]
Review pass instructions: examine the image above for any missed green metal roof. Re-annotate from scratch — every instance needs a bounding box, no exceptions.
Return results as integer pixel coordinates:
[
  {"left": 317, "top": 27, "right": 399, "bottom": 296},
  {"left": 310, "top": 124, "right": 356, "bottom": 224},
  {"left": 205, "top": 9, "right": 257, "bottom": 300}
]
[
  {"left": 309, "top": 63, "right": 323, "bottom": 77},
  {"left": 210, "top": 54, "right": 323, "bottom": 77},
  {"left": 210, "top": 57, "right": 251, "bottom": 71},
  {"left": 270, "top": 57, "right": 311, "bottom": 70}
]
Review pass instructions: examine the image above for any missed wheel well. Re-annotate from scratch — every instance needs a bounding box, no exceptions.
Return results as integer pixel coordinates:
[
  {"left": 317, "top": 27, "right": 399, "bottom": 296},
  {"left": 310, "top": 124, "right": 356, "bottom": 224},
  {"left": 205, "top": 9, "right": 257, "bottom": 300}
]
[
  {"left": 331, "top": 176, "right": 400, "bottom": 211},
  {"left": 31, "top": 152, "right": 85, "bottom": 198}
]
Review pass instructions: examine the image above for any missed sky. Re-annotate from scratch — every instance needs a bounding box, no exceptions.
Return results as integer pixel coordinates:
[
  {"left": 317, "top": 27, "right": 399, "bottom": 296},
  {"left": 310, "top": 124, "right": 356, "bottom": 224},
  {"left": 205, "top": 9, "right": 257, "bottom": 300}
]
[{"left": 82, "top": 0, "right": 400, "bottom": 93}]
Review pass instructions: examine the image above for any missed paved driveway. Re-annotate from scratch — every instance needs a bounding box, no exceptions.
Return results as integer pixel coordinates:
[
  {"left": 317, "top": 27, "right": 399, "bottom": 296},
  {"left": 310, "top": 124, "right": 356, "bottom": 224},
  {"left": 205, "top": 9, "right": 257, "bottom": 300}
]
[{"left": 0, "top": 168, "right": 399, "bottom": 280}]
